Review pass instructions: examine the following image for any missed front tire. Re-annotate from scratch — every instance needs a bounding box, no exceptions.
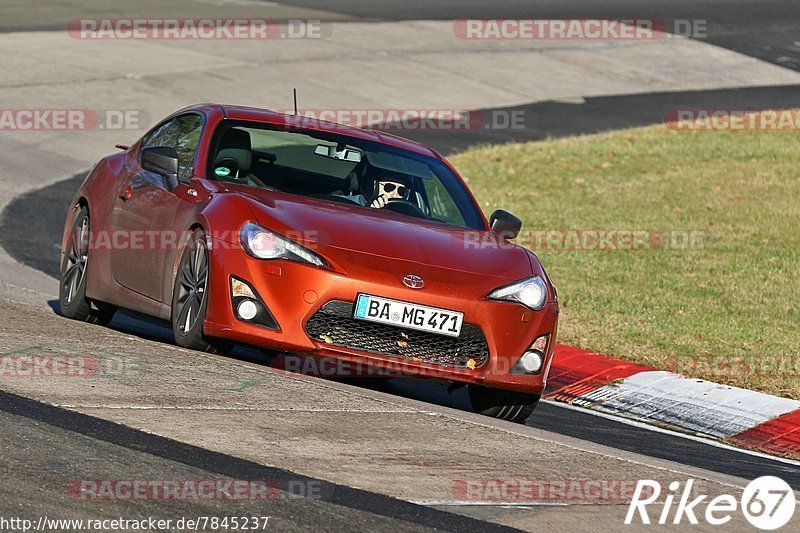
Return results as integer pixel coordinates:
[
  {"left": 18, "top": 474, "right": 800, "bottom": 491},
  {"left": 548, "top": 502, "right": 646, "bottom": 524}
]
[
  {"left": 59, "top": 206, "right": 116, "bottom": 325},
  {"left": 468, "top": 385, "right": 539, "bottom": 423},
  {"left": 171, "top": 229, "right": 231, "bottom": 354}
]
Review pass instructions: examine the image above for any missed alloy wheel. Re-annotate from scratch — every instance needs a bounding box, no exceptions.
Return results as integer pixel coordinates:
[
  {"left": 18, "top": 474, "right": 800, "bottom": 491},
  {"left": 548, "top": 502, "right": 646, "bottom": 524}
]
[
  {"left": 62, "top": 215, "right": 89, "bottom": 305},
  {"left": 175, "top": 238, "right": 209, "bottom": 335}
]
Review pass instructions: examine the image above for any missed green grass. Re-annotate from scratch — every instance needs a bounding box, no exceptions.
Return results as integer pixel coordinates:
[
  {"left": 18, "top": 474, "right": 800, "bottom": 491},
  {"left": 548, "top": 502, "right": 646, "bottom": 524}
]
[{"left": 450, "top": 119, "right": 800, "bottom": 399}]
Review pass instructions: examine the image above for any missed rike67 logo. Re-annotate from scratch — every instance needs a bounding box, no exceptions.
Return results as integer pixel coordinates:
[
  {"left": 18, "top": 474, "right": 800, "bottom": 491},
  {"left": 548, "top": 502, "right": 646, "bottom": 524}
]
[{"left": 626, "top": 476, "right": 795, "bottom": 530}]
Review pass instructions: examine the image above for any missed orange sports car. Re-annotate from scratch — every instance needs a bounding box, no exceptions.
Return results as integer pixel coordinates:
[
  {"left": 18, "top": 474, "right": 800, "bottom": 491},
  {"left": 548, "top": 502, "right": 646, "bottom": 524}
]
[{"left": 59, "top": 104, "right": 558, "bottom": 422}]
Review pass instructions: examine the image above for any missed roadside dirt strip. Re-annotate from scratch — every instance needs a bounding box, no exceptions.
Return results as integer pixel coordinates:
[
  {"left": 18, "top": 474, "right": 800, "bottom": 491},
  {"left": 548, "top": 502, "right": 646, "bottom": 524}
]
[
  {"left": 0, "top": 299, "right": 765, "bottom": 531},
  {"left": 546, "top": 345, "right": 800, "bottom": 460}
]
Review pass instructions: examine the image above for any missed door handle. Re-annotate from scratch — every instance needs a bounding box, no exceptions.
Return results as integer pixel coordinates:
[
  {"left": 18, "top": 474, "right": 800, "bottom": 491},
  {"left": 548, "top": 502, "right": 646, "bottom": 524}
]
[{"left": 119, "top": 186, "right": 132, "bottom": 201}]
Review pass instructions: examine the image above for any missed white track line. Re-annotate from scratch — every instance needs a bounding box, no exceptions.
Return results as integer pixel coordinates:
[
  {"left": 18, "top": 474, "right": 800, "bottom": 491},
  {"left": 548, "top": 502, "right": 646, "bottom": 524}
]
[{"left": 411, "top": 501, "right": 568, "bottom": 507}]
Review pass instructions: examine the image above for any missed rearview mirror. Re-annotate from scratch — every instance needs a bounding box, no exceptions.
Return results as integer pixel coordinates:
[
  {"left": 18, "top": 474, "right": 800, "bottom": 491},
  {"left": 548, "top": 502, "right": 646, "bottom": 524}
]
[
  {"left": 314, "top": 144, "right": 362, "bottom": 162},
  {"left": 141, "top": 146, "right": 180, "bottom": 190},
  {"left": 490, "top": 210, "right": 522, "bottom": 239}
]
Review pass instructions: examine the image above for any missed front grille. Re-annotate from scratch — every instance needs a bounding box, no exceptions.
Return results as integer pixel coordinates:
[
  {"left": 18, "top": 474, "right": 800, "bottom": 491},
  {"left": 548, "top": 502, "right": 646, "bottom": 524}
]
[{"left": 305, "top": 300, "right": 490, "bottom": 369}]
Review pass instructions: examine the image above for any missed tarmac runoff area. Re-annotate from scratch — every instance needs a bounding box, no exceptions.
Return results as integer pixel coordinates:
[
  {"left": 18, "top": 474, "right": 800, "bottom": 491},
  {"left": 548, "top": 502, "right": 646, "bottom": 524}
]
[
  {"left": 0, "top": 299, "right": 787, "bottom": 531},
  {"left": 1, "top": 17, "right": 800, "bottom": 531}
]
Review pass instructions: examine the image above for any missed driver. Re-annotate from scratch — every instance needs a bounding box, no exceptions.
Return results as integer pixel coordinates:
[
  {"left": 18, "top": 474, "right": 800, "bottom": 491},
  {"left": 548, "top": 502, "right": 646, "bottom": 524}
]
[
  {"left": 336, "top": 175, "right": 410, "bottom": 208},
  {"left": 369, "top": 177, "right": 408, "bottom": 208}
]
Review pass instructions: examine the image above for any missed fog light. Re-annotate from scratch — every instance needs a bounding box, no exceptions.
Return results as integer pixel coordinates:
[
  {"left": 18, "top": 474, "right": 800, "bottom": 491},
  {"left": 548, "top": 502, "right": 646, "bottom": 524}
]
[
  {"left": 229, "top": 276, "right": 280, "bottom": 330},
  {"left": 512, "top": 334, "right": 550, "bottom": 375},
  {"left": 520, "top": 350, "right": 543, "bottom": 373},
  {"left": 237, "top": 300, "right": 258, "bottom": 320}
]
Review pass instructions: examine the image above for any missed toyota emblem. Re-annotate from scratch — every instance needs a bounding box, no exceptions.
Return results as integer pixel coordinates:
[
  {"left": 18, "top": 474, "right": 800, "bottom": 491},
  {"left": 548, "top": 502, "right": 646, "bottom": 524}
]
[{"left": 402, "top": 275, "right": 425, "bottom": 289}]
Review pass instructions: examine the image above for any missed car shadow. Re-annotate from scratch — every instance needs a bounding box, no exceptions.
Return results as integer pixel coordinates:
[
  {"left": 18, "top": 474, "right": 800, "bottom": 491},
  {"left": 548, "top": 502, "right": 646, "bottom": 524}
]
[
  {"left": 48, "top": 298, "right": 273, "bottom": 367},
  {"left": 47, "top": 297, "right": 473, "bottom": 412}
]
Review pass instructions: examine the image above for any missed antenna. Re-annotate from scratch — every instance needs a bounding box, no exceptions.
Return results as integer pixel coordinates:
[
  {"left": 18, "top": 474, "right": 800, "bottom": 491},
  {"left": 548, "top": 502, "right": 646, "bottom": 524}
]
[{"left": 293, "top": 88, "right": 298, "bottom": 116}]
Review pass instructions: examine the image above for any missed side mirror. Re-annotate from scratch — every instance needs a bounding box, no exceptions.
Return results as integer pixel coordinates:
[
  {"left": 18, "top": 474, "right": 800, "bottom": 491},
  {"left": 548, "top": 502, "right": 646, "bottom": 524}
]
[
  {"left": 141, "top": 146, "right": 180, "bottom": 190},
  {"left": 490, "top": 209, "right": 522, "bottom": 239}
]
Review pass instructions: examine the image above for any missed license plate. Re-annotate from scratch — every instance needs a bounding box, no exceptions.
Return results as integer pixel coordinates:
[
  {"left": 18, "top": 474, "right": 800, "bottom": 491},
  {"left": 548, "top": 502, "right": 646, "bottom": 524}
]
[{"left": 353, "top": 294, "right": 464, "bottom": 337}]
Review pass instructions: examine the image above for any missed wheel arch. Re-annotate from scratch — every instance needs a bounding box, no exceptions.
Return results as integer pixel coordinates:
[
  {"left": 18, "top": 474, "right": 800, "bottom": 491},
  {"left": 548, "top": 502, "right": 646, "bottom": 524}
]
[{"left": 164, "top": 193, "right": 251, "bottom": 319}]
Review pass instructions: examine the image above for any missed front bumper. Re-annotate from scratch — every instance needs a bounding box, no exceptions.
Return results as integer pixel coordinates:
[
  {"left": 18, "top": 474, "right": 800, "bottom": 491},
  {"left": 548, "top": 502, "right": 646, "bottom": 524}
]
[{"left": 203, "top": 243, "right": 559, "bottom": 394}]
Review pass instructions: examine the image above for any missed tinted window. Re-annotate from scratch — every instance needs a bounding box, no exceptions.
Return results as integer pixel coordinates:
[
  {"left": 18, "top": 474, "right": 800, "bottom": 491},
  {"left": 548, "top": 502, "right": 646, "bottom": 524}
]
[
  {"left": 249, "top": 128, "right": 358, "bottom": 179},
  {"left": 143, "top": 114, "right": 203, "bottom": 178},
  {"left": 208, "top": 122, "right": 485, "bottom": 230}
]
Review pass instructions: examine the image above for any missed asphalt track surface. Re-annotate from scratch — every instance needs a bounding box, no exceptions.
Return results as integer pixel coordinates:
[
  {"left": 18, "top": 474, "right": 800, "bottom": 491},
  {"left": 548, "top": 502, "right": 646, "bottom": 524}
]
[
  {"left": 387, "top": 84, "right": 800, "bottom": 155},
  {"left": 287, "top": 0, "right": 800, "bottom": 70},
  {"left": 2, "top": 1, "right": 798, "bottom": 156},
  {"left": 3, "top": 0, "right": 800, "bottom": 495},
  {"left": 2, "top": 1, "right": 800, "bottom": 529},
  {"left": 0, "top": 391, "right": 509, "bottom": 532},
  {"left": 2, "top": 174, "right": 799, "bottom": 490},
  {"left": 3, "top": 0, "right": 800, "bottom": 71}
]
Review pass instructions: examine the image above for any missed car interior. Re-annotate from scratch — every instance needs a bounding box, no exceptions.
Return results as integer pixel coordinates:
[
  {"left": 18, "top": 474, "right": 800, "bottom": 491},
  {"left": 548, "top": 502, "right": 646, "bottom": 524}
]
[{"left": 209, "top": 126, "right": 439, "bottom": 221}]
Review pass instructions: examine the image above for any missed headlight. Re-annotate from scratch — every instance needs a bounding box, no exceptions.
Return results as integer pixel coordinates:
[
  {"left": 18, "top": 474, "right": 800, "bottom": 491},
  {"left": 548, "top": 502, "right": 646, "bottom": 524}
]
[
  {"left": 487, "top": 276, "right": 548, "bottom": 310},
  {"left": 240, "top": 222, "right": 327, "bottom": 268}
]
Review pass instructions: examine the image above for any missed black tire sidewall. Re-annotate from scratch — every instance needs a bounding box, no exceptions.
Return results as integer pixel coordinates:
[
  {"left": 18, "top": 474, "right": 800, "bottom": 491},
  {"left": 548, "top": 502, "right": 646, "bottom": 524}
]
[
  {"left": 468, "top": 385, "right": 540, "bottom": 423},
  {"left": 59, "top": 206, "right": 92, "bottom": 318},
  {"left": 59, "top": 206, "right": 116, "bottom": 325},
  {"left": 171, "top": 229, "right": 214, "bottom": 350}
]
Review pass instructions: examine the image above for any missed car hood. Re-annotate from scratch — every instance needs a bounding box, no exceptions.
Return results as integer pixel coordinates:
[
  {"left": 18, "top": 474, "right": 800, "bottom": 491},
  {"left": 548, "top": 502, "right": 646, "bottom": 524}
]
[{"left": 233, "top": 188, "right": 534, "bottom": 280}]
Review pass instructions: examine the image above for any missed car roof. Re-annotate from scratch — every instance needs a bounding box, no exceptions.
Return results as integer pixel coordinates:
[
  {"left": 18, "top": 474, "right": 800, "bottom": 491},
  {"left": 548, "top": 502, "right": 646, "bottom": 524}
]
[{"left": 181, "top": 103, "right": 437, "bottom": 158}]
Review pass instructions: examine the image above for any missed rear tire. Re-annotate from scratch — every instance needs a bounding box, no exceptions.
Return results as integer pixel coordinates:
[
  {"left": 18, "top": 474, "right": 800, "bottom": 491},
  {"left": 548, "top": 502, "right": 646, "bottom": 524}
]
[
  {"left": 59, "top": 206, "right": 116, "bottom": 325},
  {"left": 171, "top": 229, "right": 231, "bottom": 355},
  {"left": 468, "top": 385, "right": 539, "bottom": 423}
]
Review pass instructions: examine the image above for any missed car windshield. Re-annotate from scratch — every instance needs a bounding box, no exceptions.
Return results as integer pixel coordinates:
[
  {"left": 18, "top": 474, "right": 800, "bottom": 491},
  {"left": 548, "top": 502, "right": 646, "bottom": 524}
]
[{"left": 207, "top": 122, "right": 485, "bottom": 230}]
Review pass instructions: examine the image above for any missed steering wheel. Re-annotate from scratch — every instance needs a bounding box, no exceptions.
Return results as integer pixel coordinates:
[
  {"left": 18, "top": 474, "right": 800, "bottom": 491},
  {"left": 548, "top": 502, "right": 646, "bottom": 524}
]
[{"left": 381, "top": 198, "right": 428, "bottom": 219}]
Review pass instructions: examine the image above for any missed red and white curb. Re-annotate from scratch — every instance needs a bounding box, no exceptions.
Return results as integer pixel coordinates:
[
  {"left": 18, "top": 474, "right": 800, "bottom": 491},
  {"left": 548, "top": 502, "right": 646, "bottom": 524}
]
[{"left": 546, "top": 345, "right": 800, "bottom": 459}]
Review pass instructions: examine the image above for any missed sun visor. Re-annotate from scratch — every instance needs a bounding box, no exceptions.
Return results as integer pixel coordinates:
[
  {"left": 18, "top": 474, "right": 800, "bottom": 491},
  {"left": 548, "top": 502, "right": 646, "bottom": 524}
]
[{"left": 365, "top": 151, "right": 432, "bottom": 179}]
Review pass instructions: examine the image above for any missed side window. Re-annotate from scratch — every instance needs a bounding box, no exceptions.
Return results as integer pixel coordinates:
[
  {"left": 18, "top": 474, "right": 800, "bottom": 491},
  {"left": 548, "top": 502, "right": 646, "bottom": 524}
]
[{"left": 142, "top": 114, "right": 204, "bottom": 180}]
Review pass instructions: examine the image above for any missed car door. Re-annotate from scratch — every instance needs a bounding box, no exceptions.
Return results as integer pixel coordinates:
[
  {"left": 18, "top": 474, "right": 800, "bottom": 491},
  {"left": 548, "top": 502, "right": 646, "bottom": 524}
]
[{"left": 110, "top": 113, "right": 204, "bottom": 301}]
